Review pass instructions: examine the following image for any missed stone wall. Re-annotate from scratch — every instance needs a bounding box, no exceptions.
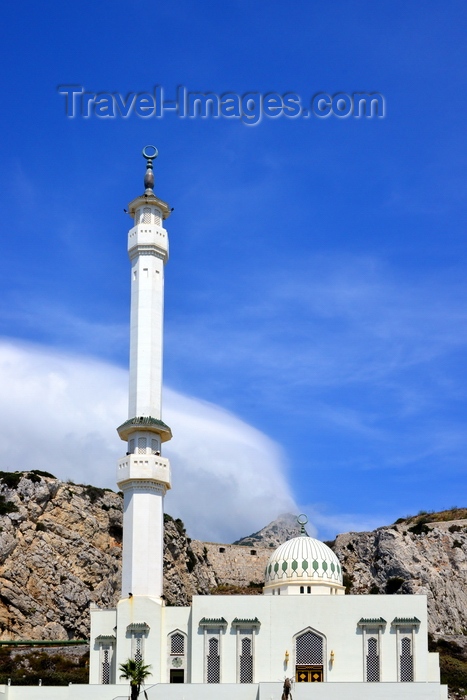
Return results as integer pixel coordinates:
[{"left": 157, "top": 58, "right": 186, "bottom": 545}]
[{"left": 191, "top": 541, "right": 271, "bottom": 587}]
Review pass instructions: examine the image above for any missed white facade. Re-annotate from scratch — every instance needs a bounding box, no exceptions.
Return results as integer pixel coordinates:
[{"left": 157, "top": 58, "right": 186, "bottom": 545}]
[
  {"left": 3, "top": 149, "right": 447, "bottom": 699},
  {"left": 87, "top": 553, "right": 447, "bottom": 698}
]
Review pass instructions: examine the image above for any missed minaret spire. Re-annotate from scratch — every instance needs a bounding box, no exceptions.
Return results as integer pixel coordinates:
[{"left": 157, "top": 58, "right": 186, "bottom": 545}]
[
  {"left": 142, "top": 144, "right": 157, "bottom": 194},
  {"left": 297, "top": 514, "right": 309, "bottom": 536},
  {"left": 116, "top": 147, "right": 173, "bottom": 600}
]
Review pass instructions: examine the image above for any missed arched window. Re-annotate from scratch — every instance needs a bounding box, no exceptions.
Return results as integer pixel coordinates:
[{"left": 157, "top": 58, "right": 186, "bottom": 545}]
[
  {"left": 239, "top": 637, "right": 253, "bottom": 683},
  {"left": 96, "top": 638, "right": 115, "bottom": 685},
  {"left": 296, "top": 630, "right": 323, "bottom": 665},
  {"left": 101, "top": 645, "right": 111, "bottom": 684},
  {"left": 206, "top": 637, "right": 220, "bottom": 683},
  {"left": 366, "top": 637, "right": 380, "bottom": 682},
  {"left": 171, "top": 632, "right": 184, "bottom": 655},
  {"left": 168, "top": 630, "right": 186, "bottom": 683},
  {"left": 127, "top": 624, "right": 149, "bottom": 666},
  {"left": 142, "top": 207, "right": 151, "bottom": 224},
  {"left": 295, "top": 629, "right": 325, "bottom": 683},
  {"left": 132, "top": 633, "right": 144, "bottom": 663},
  {"left": 400, "top": 637, "right": 413, "bottom": 682}
]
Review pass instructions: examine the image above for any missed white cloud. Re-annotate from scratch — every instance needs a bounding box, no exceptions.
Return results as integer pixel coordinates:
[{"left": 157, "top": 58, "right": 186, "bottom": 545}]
[
  {"left": 0, "top": 339, "right": 296, "bottom": 542},
  {"left": 163, "top": 391, "right": 296, "bottom": 541}
]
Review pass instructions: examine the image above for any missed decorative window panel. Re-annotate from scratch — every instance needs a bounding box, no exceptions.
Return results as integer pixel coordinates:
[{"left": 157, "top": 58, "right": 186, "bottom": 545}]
[
  {"left": 132, "top": 633, "right": 144, "bottom": 663},
  {"left": 400, "top": 636, "right": 414, "bottom": 682},
  {"left": 154, "top": 209, "right": 162, "bottom": 225},
  {"left": 138, "top": 437, "right": 147, "bottom": 454},
  {"left": 239, "top": 636, "right": 253, "bottom": 683},
  {"left": 366, "top": 636, "right": 380, "bottom": 682},
  {"left": 142, "top": 207, "right": 151, "bottom": 224},
  {"left": 296, "top": 631, "right": 323, "bottom": 665},
  {"left": 206, "top": 636, "right": 220, "bottom": 683},
  {"left": 171, "top": 632, "right": 185, "bottom": 655},
  {"left": 100, "top": 643, "right": 113, "bottom": 684}
]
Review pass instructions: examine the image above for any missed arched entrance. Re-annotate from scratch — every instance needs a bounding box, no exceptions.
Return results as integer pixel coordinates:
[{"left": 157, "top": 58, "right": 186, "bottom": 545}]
[{"left": 295, "top": 629, "right": 324, "bottom": 682}]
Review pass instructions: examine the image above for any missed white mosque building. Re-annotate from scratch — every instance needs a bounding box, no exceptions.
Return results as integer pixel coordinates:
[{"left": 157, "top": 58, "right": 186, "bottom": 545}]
[{"left": 0, "top": 149, "right": 447, "bottom": 700}]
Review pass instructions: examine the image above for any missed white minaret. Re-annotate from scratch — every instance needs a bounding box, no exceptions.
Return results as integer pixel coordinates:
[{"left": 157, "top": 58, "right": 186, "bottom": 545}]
[{"left": 116, "top": 146, "right": 172, "bottom": 599}]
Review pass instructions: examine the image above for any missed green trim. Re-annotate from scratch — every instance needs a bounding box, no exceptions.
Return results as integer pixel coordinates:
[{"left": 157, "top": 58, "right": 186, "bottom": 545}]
[
  {"left": 391, "top": 617, "right": 421, "bottom": 626},
  {"left": 126, "top": 622, "right": 150, "bottom": 632},
  {"left": 199, "top": 617, "right": 227, "bottom": 627},
  {"left": 358, "top": 618, "right": 386, "bottom": 626},
  {"left": 232, "top": 618, "right": 260, "bottom": 627},
  {"left": 95, "top": 635, "right": 116, "bottom": 642},
  {"left": 117, "top": 416, "right": 172, "bottom": 441}
]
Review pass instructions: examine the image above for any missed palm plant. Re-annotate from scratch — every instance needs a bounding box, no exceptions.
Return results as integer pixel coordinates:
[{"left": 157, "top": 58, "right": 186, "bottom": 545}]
[{"left": 119, "top": 659, "right": 152, "bottom": 700}]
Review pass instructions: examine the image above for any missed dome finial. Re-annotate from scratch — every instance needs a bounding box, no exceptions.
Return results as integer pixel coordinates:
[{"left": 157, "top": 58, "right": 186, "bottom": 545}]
[
  {"left": 297, "top": 513, "right": 308, "bottom": 536},
  {"left": 142, "top": 145, "right": 158, "bottom": 194}
]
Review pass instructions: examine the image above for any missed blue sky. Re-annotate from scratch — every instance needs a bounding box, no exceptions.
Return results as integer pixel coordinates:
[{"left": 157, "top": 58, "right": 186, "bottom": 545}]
[{"left": 0, "top": 1, "right": 466, "bottom": 541}]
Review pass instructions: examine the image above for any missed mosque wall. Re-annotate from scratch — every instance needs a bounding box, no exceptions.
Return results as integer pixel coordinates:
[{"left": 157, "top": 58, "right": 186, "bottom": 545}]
[{"left": 188, "top": 594, "right": 434, "bottom": 685}]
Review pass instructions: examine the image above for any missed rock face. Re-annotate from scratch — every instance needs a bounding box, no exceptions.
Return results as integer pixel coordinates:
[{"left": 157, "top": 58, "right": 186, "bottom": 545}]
[
  {"left": 233, "top": 512, "right": 302, "bottom": 548},
  {"left": 0, "top": 471, "right": 122, "bottom": 640},
  {"left": 2, "top": 472, "right": 467, "bottom": 656},
  {"left": 163, "top": 516, "right": 215, "bottom": 603},
  {"left": 0, "top": 474, "right": 288, "bottom": 640},
  {"left": 332, "top": 515, "right": 467, "bottom": 636},
  {"left": 0, "top": 474, "right": 213, "bottom": 639}
]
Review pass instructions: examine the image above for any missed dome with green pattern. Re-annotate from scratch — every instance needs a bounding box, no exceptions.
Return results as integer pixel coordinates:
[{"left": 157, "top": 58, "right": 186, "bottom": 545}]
[{"left": 263, "top": 517, "right": 343, "bottom": 590}]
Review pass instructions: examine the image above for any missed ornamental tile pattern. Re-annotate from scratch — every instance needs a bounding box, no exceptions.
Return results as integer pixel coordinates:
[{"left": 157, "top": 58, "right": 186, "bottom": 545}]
[{"left": 264, "top": 536, "right": 343, "bottom": 584}]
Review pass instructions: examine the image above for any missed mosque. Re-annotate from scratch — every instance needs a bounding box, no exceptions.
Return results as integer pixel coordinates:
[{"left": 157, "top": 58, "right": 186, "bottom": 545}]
[{"left": 0, "top": 149, "right": 447, "bottom": 699}]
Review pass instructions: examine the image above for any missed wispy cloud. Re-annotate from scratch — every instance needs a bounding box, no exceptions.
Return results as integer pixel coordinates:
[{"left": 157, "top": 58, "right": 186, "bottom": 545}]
[
  {"left": 167, "top": 253, "right": 467, "bottom": 389},
  {"left": 0, "top": 339, "right": 296, "bottom": 542}
]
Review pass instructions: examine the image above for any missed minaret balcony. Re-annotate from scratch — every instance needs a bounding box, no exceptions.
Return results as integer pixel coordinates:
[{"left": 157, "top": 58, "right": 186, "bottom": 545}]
[
  {"left": 128, "top": 224, "right": 168, "bottom": 259},
  {"left": 117, "top": 416, "right": 172, "bottom": 443},
  {"left": 117, "top": 453, "right": 171, "bottom": 489}
]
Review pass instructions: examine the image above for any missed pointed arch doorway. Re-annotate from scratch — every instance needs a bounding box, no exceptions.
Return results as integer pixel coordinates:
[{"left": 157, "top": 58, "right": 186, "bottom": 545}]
[{"left": 295, "top": 629, "right": 325, "bottom": 682}]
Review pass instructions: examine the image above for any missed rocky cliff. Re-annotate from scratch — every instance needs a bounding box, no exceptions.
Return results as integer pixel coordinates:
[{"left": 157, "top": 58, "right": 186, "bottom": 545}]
[
  {"left": 2, "top": 471, "right": 467, "bottom": 648},
  {"left": 0, "top": 471, "right": 122, "bottom": 640},
  {"left": 233, "top": 512, "right": 302, "bottom": 547},
  {"left": 0, "top": 472, "right": 214, "bottom": 640},
  {"left": 331, "top": 509, "right": 467, "bottom": 637}
]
